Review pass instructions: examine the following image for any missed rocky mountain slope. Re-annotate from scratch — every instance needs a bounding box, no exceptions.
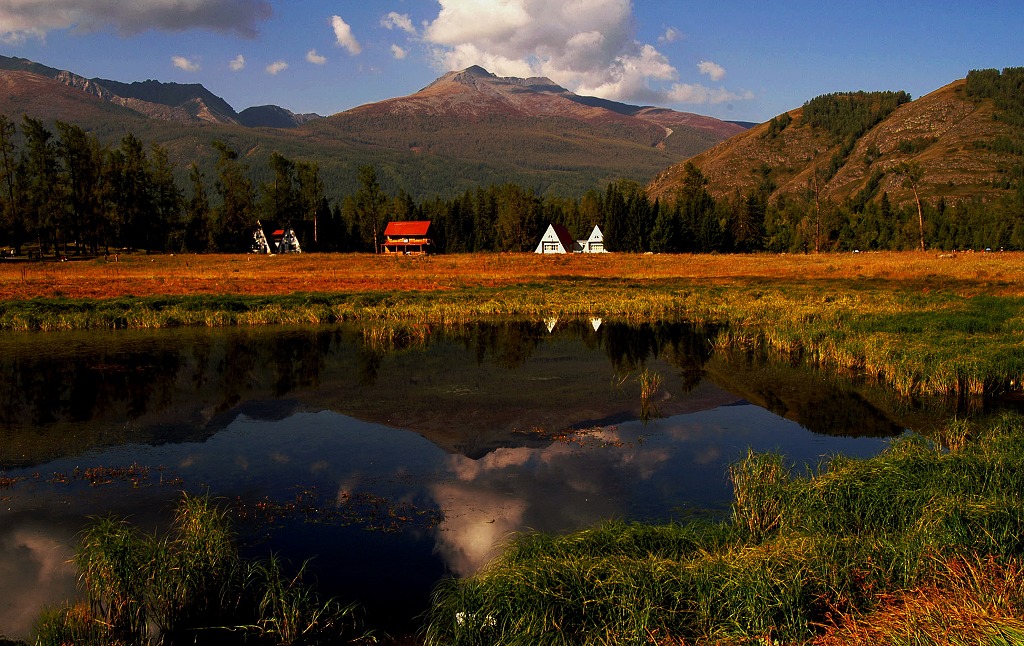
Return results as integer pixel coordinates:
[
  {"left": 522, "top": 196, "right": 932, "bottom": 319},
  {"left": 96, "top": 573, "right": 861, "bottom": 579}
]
[{"left": 316, "top": 65, "right": 744, "bottom": 163}]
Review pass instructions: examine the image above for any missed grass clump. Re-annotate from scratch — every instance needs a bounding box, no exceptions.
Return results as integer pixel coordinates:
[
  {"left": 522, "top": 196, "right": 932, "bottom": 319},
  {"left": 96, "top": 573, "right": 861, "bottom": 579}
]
[
  {"left": 425, "top": 412, "right": 1024, "bottom": 645},
  {"left": 54, "top": 493, "right": 368, "bottom": 646}
]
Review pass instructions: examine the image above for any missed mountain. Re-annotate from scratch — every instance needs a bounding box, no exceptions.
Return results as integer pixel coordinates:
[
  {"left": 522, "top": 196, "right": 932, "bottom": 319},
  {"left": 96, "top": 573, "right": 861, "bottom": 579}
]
[
  {"left": 647, "top": 77, "right": 1022, "bottom": 207},
  {"left": 0, "top": 57, "right": 743, "bottom": 198},
  {"left": 0, "top": 55, "right": 321, "bottom": 128},
  {"left": 313, "top": 65, "right": 744, "bottom": 167},
  {"left": 238, "top": 105, "right": 323, "bottom": 128}
]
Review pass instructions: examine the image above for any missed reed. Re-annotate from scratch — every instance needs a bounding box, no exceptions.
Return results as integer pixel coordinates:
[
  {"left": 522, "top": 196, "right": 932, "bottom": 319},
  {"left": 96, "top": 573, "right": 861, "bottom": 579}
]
[
  {"left": 58, "top": 493, "right": 367, "bottom": 646},
  {"left": 33, "top": 603, "right": 108, "bottom": 646}
]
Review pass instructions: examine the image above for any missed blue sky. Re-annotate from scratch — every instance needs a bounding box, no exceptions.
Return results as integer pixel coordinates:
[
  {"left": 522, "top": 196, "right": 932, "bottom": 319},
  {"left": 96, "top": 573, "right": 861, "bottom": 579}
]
[{"left": 1, "top": 1, "right": 1021, "bottom": 123}]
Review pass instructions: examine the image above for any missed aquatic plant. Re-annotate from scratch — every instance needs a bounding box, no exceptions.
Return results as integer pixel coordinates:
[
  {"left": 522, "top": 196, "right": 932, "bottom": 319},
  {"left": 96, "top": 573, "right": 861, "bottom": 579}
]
[
  {"left": 33, "top": 603, "right": 108, "bottom": 646},
  {"left": 61, "top": 493, "right": 368, "bottom": 646}
]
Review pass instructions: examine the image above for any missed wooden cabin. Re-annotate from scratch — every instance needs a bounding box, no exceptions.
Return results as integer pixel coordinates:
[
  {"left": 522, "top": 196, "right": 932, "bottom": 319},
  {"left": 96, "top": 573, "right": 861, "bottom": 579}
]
[{"left": 383, "top": 220, "right": 432, "bottom": 255}]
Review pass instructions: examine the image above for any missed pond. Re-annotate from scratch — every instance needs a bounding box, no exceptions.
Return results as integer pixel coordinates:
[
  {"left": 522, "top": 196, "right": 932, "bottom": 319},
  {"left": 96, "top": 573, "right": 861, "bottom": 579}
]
[{"left": 0, "top": 320, "right": 927, "bottom": 640}]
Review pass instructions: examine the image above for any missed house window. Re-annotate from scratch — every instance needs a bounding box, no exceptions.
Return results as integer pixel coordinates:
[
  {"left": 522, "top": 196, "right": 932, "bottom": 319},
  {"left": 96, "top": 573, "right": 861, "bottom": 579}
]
[
  {"left": 543, "top": 242, "right": 560, "bottom": 252},
  {"left": 590, "top": 243, "right": 604, "bottom": 252}
]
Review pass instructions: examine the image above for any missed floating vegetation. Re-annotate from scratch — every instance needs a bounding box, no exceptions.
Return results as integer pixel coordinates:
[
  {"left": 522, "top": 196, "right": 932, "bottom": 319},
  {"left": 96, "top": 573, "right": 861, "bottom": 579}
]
[
  {"left": 234, "top": 486, "right": 444, "bottom": 534},
  {"left": 512, "top": 426, "right": 630, "bottom": 449},
  {"left": 10, "top": 464, "right": 185, "bottom": 489}
]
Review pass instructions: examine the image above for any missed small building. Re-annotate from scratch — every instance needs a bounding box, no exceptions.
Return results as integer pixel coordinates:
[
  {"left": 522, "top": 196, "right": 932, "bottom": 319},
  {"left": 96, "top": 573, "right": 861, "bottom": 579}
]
[
  {"left": 535, "top": 224, "right": 607, "bottom": 254},
  {"left": 534, "top": 223, "right": 576, "bottom": 254},
  {"left": 578, "top": 225, "right": 606, "bottom": 253},
  {"left": 383, "top": 220, "right": 432, "bottom": 255},
  {"left": 273, "top": 228, "right": 302, "bottom": 253},
  {"left": 252, "top": 221, "right": 272, "bottom": 254}
]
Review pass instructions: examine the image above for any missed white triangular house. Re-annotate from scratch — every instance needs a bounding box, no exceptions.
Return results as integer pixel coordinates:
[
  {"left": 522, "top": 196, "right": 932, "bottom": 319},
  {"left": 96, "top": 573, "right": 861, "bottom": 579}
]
[
  {"left": 534, "top": 223, "right": 576, "bottom": 254},
  {"left": 578, "top": 225, "right": 606, "bottom": 253},
  {"left": 535, "top": 224, "right": 607, "bottom": 254}
]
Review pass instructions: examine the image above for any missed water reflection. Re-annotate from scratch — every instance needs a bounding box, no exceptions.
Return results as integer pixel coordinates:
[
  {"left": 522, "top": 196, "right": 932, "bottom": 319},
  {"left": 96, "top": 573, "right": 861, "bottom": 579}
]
[{"left": 0, "top": 321, "right": 919, "bottom": 639}]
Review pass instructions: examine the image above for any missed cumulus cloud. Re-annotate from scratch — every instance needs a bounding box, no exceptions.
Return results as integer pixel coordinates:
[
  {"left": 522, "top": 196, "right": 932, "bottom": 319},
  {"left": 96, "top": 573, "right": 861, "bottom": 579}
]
[
  {"left": 0, "top": 0, "right": 272, "bottom": 42},
  {"left": 381, "top": 11, "right": 416, "bottom": 35},
  {"left": 306, "top": 49, "right": 327, "bottom": 65},
  {"left": 421, "top": 0, "right": 753, "bottom": 108},
  {"left": 265, "top": 60, "right": 288, "bottom": 75},
  {"left": 658, "top": 26, "right": 681, "bottom": 43},
  {"left": 331, "top": 15, "right": 361, "bottom": 55},
  {"left": 172, "top": 55, "right": 200, "bottom": 72},
  {"left": 229, "top": 54, "right": 246, "bottom": 71},
  {"left": 697, "top": 60, "right": 726, "bottom": 81},
  {"left": 391, "top": 44, "right": 408, "bottom": 60}
]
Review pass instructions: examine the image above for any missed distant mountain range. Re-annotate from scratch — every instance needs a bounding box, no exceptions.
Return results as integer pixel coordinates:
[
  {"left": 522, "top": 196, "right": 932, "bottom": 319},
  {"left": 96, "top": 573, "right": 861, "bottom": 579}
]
[
  {"left": 0, "top": 56, "right": 746, "bottom": 198},
  {"left": 0, "top": 55, "right": 322, "bottom": 127}
]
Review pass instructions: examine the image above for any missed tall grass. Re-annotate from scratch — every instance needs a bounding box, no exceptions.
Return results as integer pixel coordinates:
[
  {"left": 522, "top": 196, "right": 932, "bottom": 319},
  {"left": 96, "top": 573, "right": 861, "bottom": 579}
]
[
  {"left": 57, "top": 493, "right": 368, "bottom": 646},
  {"left": 424, "top": 412, "right": 1024, "bottom": 645}
]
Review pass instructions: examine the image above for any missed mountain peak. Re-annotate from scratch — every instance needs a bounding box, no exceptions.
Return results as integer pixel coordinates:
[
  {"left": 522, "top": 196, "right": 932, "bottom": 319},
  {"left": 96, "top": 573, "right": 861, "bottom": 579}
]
[{"left": 462, "top": 65, "right": 493, "bottom": 77}]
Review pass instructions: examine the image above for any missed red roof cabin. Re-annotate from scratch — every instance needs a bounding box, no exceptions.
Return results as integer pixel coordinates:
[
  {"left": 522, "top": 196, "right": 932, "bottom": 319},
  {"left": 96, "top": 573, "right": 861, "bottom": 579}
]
[{"left": 383, "top": 220, "right": 433, "bottom": 255}]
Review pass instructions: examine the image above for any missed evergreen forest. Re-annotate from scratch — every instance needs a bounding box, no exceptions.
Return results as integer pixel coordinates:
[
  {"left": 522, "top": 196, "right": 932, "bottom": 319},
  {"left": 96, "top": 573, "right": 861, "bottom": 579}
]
[{"left": 1, "top": 104, "right": 1024, "bottom": 257}]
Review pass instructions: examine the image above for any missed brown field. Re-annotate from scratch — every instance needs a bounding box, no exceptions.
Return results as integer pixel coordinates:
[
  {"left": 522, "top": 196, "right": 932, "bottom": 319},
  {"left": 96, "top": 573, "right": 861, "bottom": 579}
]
[{"left": 2, "top": 250, "right": 1023, "bottom": 300}]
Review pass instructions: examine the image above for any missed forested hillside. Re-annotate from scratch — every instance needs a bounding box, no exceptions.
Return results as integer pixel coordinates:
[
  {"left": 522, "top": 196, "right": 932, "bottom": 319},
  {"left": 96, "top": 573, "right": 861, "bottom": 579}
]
[{"left": 648, "top": 68, "right": 1024, "bottom": 253}]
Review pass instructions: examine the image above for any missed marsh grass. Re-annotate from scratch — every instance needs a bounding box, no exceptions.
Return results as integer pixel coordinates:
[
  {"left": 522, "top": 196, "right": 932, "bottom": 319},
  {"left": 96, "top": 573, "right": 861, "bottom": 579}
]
[
  {"left": 62, "top": 493, "right": 367, "bottom": 646},
  {"left": 33, "top": 603, "right": 109, "bottom": 646},
  {"left": 425, "top": 412, "right": 1024, "bottom": 645},
  {"left": 3, "top": 266, "right": 1023, "bottom": 399}
]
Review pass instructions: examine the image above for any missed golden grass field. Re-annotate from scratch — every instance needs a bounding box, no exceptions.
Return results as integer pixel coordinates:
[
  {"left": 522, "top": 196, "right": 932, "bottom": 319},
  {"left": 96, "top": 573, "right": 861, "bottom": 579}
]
[{"left": 2, "top": 250, "right": 1023, "bottom": 300}]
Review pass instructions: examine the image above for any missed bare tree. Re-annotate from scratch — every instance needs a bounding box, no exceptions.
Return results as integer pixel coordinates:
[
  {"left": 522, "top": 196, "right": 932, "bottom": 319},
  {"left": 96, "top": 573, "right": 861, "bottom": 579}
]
[{"left": 895, "top": 162, "right": 926, "bottom": 251}]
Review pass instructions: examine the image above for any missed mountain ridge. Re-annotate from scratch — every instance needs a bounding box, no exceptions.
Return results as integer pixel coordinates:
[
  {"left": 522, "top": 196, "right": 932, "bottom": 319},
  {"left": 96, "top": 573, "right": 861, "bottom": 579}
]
[
  {"left": 647, "top": 76, "right": 1023, "bottom": 208},
  {"left": 0, "top": 55, "right": 745, "bottom": 199},
  {"left": 0, "top": 55, "right": 321, "bottom": 128}
]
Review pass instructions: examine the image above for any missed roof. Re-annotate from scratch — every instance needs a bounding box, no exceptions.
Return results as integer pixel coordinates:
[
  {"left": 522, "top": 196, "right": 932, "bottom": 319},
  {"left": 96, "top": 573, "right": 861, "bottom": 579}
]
[
  {"left": 384, "top": 220, "right": 431, "bottom": 237},
  {"left": 550, "top": 223, "right": 575, "bottom": 250}
]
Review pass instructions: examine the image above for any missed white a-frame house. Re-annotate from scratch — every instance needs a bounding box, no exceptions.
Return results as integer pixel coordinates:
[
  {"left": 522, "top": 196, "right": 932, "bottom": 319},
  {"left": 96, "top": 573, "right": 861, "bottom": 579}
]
[{"left": 535, "top": 224, "right": 607, "bottom": 254}]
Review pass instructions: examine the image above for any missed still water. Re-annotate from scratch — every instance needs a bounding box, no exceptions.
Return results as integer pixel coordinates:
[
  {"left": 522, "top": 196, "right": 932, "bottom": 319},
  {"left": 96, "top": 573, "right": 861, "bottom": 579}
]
[{"left": 0, "top": 321, "right": 908, "bottom": 639}]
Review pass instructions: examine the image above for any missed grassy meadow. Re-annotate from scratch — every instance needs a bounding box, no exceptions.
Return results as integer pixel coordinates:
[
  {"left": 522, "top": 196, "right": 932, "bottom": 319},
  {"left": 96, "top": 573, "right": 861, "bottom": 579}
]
[{"left": 6, "top": 250, "right": 1024, "bottom": 645}]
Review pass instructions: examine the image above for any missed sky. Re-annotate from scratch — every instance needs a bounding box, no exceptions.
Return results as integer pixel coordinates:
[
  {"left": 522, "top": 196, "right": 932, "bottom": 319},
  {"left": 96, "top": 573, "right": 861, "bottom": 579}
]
[{"left": 0, "top": 0, "right": 1021, "bottom": 123}]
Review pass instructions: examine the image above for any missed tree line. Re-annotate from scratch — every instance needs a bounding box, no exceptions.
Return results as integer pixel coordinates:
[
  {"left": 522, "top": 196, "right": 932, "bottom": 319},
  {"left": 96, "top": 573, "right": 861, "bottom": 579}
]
[{"left": 2, "top": 113, "right": 1023, "bottom": 256}]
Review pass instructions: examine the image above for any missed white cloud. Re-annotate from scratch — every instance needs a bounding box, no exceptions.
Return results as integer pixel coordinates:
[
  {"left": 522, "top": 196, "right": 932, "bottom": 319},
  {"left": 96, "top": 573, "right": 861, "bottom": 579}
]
[
  {"left": 697, "top": 60, "right": 726, "bottom": 82},
  {"left": 172, "top": 55, "right": 200, "bottom": 72},
  {"left": 658, "top": 27, "right": 681, "bottom": 44},
  {"left": 265, "top": 60, "right": 288, "bottom": 75},
  {"left": 420, "top": 0, "right": 753, "bottom": 109},
  {"left": 381, "top": 11, "right": 416, "bottom": 35},
  {"left": 229, "top": 54, "right": 245, "bottom": 71},
  {"left": 668, "top": 83, "right": 754, "bottom": 105},
  {"left": 306, "top": 49, "right": 327, "bottom": 65},
  {"left": 0, "top": 0, "right": 272, "bottom": 41},
  {"left": 331, "top": 15, "right": 361, "bottom": 55},
  {"left": 391, "top": 44, "right": 408, "bottom": 60}
]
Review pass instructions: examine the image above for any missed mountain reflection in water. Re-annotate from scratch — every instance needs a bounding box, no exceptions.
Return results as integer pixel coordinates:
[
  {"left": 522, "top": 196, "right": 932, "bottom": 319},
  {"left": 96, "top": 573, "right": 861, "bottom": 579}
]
[{"left": 0, "top": 321, "right": 912, "bottom": 639}]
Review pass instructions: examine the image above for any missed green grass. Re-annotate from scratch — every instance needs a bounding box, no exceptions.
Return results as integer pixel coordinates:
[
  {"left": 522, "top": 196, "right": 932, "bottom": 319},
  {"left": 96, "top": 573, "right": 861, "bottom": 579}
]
[
  {"left": 424, "top": 412, "right": 1024, "bottom": 645},
  {"left": 45, "top": 493, "right": 369, "bottom": 646}
]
